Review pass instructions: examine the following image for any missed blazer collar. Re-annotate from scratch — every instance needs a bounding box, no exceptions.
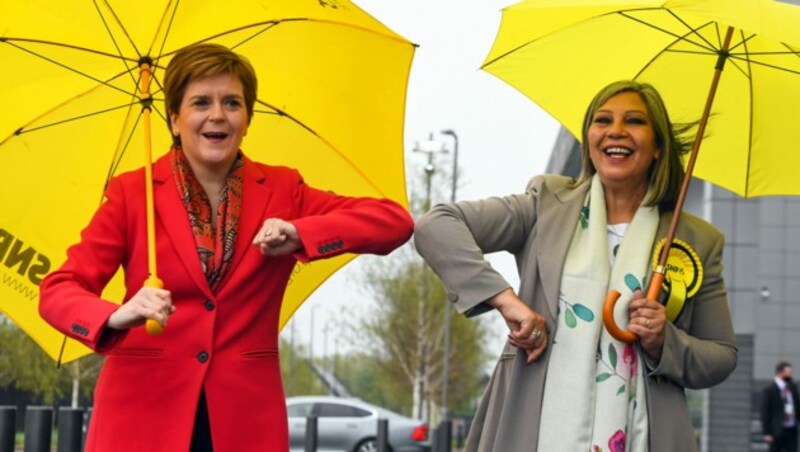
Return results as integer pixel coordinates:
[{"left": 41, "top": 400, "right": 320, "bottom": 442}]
[{"left": 151, "top": 152, "right": 272, "bottom": 297}]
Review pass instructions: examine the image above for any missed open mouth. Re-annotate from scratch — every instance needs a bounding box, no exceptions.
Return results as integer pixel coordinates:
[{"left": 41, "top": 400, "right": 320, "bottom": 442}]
[
  {"left": 604, "top": 146, "right": 632, "bottom": 157},
  {"left": 202, "top": 132, "right": 229, "bottom": 140}
]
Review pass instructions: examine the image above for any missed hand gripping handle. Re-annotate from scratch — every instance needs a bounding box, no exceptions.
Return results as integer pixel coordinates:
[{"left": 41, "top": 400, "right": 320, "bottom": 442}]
[
  {"left": 602, "top": 272, "right": 665, "bottom": 343},
  {"left": 144, "top": 275, "right": 165, "bottom": 336}
]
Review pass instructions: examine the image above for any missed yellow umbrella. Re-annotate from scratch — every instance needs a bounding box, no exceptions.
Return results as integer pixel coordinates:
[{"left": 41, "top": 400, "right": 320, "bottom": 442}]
[
  {"left": 0, "top": 0, "right": 415, "bottom": 362},
  {"left": 482, "top": 0, "right": 800, "bottom": 341}
]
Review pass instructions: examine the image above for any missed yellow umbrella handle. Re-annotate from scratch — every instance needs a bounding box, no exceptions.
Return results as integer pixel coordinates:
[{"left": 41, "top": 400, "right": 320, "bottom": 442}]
[
  {"left": 602, "top": 271, "right": 665, "bottom": 343},
  {"left": 144, "top": 275, "right": 165, "bottom": 336},
  {"left": 139, "top": 59, "right": 165, "bottom": 336}
]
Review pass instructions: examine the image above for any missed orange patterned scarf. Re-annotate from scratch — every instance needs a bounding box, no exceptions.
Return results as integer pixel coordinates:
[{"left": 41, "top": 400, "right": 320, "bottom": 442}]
[{"left": 171, "top": 148, "right": 243, "bottom": 292}]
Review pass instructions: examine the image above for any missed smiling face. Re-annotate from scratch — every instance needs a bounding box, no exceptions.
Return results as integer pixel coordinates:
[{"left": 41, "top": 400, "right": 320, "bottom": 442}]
[
  {"left": 587, "top": 90, "right": 659, "bottom": 197},
  {"left": 169, "top": 74, "right": 249, "bottom": 176}
]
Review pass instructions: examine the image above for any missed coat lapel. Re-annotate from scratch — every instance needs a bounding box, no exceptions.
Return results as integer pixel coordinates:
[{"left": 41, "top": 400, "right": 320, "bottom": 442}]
[
  {"left": 536, "top": 178, "right": 591, "bottom": 322},
  {"left": 217, "top": 157, "right": 271, "bottom": 289},
  {"left": 152, "top": 154, "right": 215, "bottom": 300}
]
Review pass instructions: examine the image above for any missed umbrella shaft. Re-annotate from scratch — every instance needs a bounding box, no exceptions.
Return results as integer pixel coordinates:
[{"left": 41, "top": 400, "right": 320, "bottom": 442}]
[
  {"left": 655, "top": 26, "right": 734, "bottom": 269},
  {"left": 139, "top": 62, "right": 158, "bottom": 280}
]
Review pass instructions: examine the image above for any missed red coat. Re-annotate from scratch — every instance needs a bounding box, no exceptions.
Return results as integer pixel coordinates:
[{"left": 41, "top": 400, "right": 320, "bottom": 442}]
[{"left": 39, "top": 153, "right": 413, "bottom": 452}]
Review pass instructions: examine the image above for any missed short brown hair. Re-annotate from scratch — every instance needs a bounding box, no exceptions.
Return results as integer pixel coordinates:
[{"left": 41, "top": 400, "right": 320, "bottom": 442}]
[
  {"left": 163, "top": 43, "right": 258, "bottom": 146},
  {"left": 576, "top": 80, "right": 694, "bottom": 211}
]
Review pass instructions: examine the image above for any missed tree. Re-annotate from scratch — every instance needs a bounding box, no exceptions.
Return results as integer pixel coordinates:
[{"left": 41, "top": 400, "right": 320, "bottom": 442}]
[
  {"left": 342, "top": 157, "right": 491, "bottom": 423},
  {"left": 0, "top": 315, "right": 101, "bottom": 406},
  {"left": 279, "top": 337, "right": 328, "bottom": 397},
  {"left": 354, "top": 246, "right": 490, "bottom": 423}
]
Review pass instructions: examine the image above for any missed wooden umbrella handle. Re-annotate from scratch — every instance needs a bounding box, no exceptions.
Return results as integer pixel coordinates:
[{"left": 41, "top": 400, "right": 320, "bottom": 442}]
[
  {"left": 602, "top": 271, "right": 665, "bottom": 343},
  {"left": 602, "top": 290, "right": 637, "bottom": 343}
]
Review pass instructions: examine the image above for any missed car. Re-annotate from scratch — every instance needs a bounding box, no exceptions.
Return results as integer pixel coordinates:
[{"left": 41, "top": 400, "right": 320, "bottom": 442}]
[{"left": 287, "top": 395, "right": 431, "bottom": 452}]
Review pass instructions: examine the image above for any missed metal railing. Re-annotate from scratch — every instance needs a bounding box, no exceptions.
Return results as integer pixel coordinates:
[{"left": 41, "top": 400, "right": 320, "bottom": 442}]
[
  {"left": 1, "top": 407, "right": 455, "bottom": 452},
  {"left": 0, "top": 405, "right": 91, "bottom": 452}
]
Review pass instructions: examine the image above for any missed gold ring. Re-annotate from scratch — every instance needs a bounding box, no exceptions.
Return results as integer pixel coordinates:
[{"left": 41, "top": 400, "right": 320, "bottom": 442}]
[
  {"left": 530, "top": 329, "right": 542, "bottom": 340},
  {"left": 645, "top": 318, "right": 651, "bottom": 328}
]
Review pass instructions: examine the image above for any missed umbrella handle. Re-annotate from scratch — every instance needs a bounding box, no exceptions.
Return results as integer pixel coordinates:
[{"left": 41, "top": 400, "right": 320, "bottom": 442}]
[
  {"left": 602, "top": 290, "right": 638, "bottom": 343},
  {"left": 602, "top": 272, "right": 665, "bottom": 343},
  {"left": 144, "top": 275, "right": 165, "bottom": 336}
]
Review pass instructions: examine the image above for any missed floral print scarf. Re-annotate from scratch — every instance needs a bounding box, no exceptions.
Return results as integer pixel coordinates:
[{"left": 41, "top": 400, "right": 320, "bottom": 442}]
[
  {"left": 537, "top": 174, "right": 656, "bottom": 452},
  {"left": 171, "top": 148, "right": 243, "bottom": 292}
]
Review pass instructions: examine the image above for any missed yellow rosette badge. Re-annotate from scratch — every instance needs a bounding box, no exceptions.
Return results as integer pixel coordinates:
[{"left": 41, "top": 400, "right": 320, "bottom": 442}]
[{"left": 651, "top": 238, "right": 703, "bottom": 322}]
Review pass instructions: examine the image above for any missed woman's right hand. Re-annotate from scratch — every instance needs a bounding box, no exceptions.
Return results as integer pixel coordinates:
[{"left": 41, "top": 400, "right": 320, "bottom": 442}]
[
  {"left": 489, "top": 288, "right": 548, "bottom": 364},
  {"left": 107, "top": 286, "right": 174, "bottom": 331}
]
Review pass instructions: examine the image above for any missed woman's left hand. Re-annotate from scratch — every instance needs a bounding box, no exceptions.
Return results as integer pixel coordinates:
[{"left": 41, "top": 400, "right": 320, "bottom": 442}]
[
  {"left": 627, "top": 289, "right": 666, "bottom": 361},
  {"left": 252, "top": 218, "right": 302, "bottom": 256}
]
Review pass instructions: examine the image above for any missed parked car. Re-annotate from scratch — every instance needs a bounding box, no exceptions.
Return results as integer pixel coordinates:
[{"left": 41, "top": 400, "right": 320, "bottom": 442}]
[{"left": 287, "top": 395, "right": 430, "bottom": 452}]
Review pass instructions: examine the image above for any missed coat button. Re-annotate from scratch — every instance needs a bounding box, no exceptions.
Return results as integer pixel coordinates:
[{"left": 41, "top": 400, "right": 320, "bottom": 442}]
[
  {"left": 204, "top": 300, "right": 215, "bottom": 311},
  {"left": 197, "top": 351, "right": 209, "bottom": 363}
]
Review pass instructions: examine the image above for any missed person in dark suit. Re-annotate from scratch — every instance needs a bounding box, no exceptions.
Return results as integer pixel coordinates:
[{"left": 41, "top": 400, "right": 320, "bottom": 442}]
[{"left": 762, "top": 361, "right": 800, "bottom": 452}]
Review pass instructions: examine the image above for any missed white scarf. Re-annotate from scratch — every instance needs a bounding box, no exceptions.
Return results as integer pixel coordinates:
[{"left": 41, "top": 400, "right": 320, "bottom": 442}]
[{"left": 537, "top": 175, "right": 658, "bottom": 452}]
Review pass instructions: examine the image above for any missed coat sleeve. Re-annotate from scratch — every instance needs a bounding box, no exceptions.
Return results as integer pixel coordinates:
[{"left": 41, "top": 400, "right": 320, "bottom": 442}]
[
  {"left": 287, "top": 170, "right": 413, "bottom": 262},
  {"left": 38, "top": 177, "right": 130, "bottom": 353},
  {"left": 648, "top": 226, "right": 738, "bottom": 389},
  {"left": 414, "top": 176, "right": 541, "bottom": 316}
]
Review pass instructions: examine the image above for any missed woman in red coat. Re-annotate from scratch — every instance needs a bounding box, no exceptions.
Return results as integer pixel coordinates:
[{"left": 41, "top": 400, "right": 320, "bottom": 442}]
[{"left": 38, "top": 43, "right": 413, "bottom": 452}]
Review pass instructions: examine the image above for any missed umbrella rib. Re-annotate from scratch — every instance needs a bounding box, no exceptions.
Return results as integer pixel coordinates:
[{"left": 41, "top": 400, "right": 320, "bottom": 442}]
[
  {"left": 149, "top": 20, "right": 282, "bottom": 66},
  {"left": 619, "top": 11, "right": 718, "bottom": 54},
  {"left": 0, "top": 37, "right": 138, "bottom": 62},
  {"left": 253, "top": 109, "right": 282, "bottom": 116},
  {"left": 742, "top": 30, "right": 755, "bottom": 198},
  {"left": 731, "top": 54, "right": 800, "bottom": 76},
  {"left": 150, "top": 17, "right": 413, "bottom": 67},
  {"left": 106, "top": 107, "right": 144, "bottom": 192},
  {"left": 12, "top": 102, "right": 139, "bottom": 138},
  {"left": 153, "top": 0, "right": 180, "bottom": 73},
  {"left": 724, "top": 55, "right": 751, "bottom": 79},
  {"left": 663, "top": 10, "right": 718, "bottom": 51},
  {"left": 745, "top": 50, "right": 800, "bottom": 56},
  {"left": 727, "top": 33, "right": 800, "bottom": 76},
  {"left": 255, "top": 100, "right": 388, "bottom": 197},
  {"left": 150, "top": 100, "right": 169, "bottom": 125},
  {"left": 0, "top": 39, "right": 135, "bottom": 98},
  {"left": 483, "top": 8, "right": 732, "bottom": 69},
  {"left": 95, "top": 0, "right": 141, "bottom": 88},
  {"left": 227, "top": 23, "right": 282, "bottom": 52},
  {"left": 727, "top": 31, "right": 757, "bottom": 54},
  {"left": 630, "top": 27, "right": 719, "bottom": 82},
  {"left": 99, "top": 0, "right": 143, "bottom": 57}
]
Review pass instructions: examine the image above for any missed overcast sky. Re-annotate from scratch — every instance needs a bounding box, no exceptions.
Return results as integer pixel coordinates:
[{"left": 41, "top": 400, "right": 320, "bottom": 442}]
[{"left": 281, "top": 0, "right": 561, "bottom": 362}]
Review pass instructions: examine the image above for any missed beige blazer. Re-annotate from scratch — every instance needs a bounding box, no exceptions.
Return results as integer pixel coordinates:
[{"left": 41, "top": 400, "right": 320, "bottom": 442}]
[{"left": 414, "top": 174, "right": 737, "bottom": 452}]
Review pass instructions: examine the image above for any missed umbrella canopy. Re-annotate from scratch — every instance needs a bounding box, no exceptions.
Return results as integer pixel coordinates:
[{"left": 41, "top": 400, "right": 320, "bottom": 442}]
[
  {"left": 0, "top": 0, "right": 415, "bottom": 362},
  {"left": 482, "top": 0, "right": 800, "bottom": 341},
  {"left": 483, "top": 0, "right": 800, "bottom": 198}
]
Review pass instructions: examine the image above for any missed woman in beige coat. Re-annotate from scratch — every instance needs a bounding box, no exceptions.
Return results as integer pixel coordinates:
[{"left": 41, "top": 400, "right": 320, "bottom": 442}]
[{"left": 414, "top": 80, "right": 736, "bottom": 452}]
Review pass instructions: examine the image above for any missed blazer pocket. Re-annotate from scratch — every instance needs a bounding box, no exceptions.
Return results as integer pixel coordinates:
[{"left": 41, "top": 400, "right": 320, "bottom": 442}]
[
  {"left": 499, "top": 352, "right": 517, "bottom": 362},
  {"left": 241, "top": 348, "right": 279, "bottom": 360},
  {"left": 109, "top": 347, "right": 164, "bottom": 358}
]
